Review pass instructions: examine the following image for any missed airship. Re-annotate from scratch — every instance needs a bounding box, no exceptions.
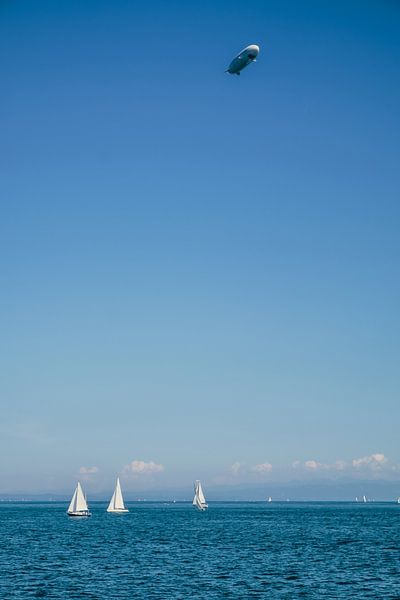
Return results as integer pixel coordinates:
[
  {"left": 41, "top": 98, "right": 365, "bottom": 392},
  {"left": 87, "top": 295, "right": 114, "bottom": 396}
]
[{"left": 226, "top": 44, "right": 260, "bottom": 75}]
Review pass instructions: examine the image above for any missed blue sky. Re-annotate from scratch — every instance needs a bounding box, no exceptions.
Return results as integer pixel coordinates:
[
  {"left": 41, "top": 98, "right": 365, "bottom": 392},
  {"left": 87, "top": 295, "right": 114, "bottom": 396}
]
[{"left": 1, "top": 0, "right": 399, "bottom": 495}]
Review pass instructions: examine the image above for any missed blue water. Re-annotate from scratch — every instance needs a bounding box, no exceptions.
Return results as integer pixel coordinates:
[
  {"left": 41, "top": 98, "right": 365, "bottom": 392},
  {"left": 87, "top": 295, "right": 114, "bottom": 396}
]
[{"left": 0, "top": 502, "right": 399, "bottom": 598}]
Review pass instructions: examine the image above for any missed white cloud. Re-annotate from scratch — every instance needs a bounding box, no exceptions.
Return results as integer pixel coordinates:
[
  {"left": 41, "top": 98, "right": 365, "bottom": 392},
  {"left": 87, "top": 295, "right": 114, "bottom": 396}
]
[
  {"left": 123, "top": 460, "right": 164, "bottom": 475},
  {"left": 292, "top": 460, "right": 325, "bottom": 471},
  {"left": 304, "top": 460, "right": 322, "bottom": 470},
  {"left": 332, "top": 460, "right": 347, "bottom": 471},
  {"left": 230, "top": 462, "right": 244, "bottom": 476},
  {"left": 352, "top": 453, "right": 387, "bottom": 470},
  {"left": 251, "top": 462, "right": 273, "bottom": 473},
  {"left": 79, "top": 466, "right": 99, "bottom": 474},
  {"left": 292, "top": 459, "right": 345, "bottom": 472},
  {"left": 291, "top": 454, "right": 392, "bottom": 475}
]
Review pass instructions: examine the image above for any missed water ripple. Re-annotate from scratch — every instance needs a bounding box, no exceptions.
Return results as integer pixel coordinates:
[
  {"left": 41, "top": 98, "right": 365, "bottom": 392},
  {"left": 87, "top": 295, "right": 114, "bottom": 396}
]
[{"left": 0, "top": 502, "right": 399, "bottom": 598}]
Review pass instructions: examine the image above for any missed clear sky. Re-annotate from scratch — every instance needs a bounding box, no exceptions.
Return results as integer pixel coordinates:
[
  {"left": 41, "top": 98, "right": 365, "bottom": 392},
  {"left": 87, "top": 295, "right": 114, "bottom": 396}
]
[{"left": 1, "top": 0, "right": 399, "bottom": 496}]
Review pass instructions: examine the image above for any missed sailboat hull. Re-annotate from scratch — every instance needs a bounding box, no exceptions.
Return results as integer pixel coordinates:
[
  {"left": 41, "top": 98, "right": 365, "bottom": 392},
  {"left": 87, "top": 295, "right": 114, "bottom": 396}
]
[
  {"left": 193, "top": 503, "right": 208, "bottom": 511},
  {"left": 107, "top": 508, "right": 129, "bottom": 513},
  {"left": 67, "top": 511, "right": 91, "bottom": 517}
]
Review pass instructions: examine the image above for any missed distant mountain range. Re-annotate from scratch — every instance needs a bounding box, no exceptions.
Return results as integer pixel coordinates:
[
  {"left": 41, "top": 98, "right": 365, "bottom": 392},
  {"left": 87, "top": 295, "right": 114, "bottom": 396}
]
[{"left": 1, "top": 478, "right": 399, "bottom": 502}]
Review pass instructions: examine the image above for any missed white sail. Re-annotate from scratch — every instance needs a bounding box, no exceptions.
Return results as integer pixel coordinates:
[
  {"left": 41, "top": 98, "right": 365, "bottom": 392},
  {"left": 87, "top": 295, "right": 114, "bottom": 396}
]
[
  {"left": 107, "top": 477, "right": 128, "bottom": 513},
  {"left": 192, "top": 481, "right": 199, "bottom": 505},
  {"left": 114, "top": 478, "right": 125, "bottom": 509},
  {"left": 197, "top": 482, "right": 206, "bottom": 505},
  {"left": 67, "top": 482, "right": 89, "bottom": 515},
  {"left": 68, "top": 487, "right": 78, "bottom": 514},
  {"left": 107, "top": 491, "right": 116, "bottom": 512},
  {"left": 363, "top": 495, "right": 367, "bottom": 503},
  {"left": 76, "top": 482, "right": 88, "bottom": 511},
  {"left": 193, "top": 480, "right": 208, "bottom": 510}
]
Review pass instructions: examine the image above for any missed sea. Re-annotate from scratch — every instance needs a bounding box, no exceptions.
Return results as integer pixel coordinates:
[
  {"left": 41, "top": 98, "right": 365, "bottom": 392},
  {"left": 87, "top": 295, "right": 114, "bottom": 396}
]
[{"left": 0, "top": 502, "right": 399, "bottom": 599}]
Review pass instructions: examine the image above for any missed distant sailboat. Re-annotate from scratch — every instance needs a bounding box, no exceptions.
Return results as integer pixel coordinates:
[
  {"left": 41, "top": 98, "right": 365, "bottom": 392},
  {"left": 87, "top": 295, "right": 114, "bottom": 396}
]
[
  {"left": 363, "top": 495, "right": 367, "bottom": 503},
  {"left": 397, "top": 497, "right": 400, "bottom": 504},
  {"left": 67, "top": 482, "right": 91, "bottom": 517},
  {"left": 107, "top": 477, "right": 129, "bottom": 513},
  {"left": 267, "top": 496, "right": 272, "bottom": 503},
  {"left": 193, "top": 480, "right": 208, "bottom": 511}
]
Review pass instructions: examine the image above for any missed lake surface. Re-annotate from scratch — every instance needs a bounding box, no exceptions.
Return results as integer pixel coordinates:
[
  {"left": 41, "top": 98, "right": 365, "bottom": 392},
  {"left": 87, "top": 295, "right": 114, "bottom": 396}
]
[{"left": 0, "top": 502, "right": 399, "bottom": 598}]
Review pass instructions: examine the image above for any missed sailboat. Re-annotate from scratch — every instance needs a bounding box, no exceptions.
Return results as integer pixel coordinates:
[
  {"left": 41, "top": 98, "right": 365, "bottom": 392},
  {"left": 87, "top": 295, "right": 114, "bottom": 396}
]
[
  {"left": 363, "top": 495, "right": 367, "bottom": 503},
  {"left": 107, "top": 477, "right": 129, "bottom": 513},
  {"left": 267, "top": 496, "right": 272, "bottom": 503},
  {"left": 397, "top": 497, "right": 400, "bottom": 504},
  {"left": 67, "top": 482, "right": 91, "bottom": 517},
  {"left": 193, "top": 480, "right": 208, "bottom": 511}
]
